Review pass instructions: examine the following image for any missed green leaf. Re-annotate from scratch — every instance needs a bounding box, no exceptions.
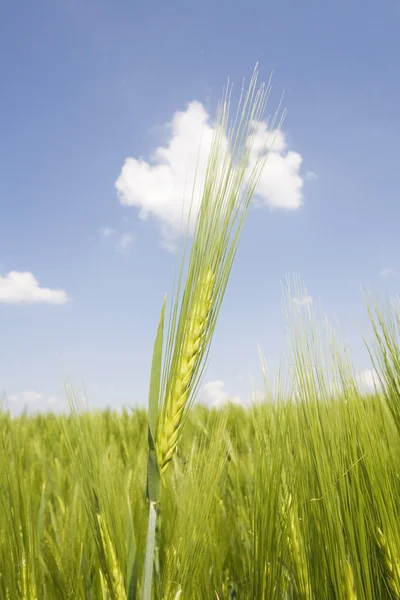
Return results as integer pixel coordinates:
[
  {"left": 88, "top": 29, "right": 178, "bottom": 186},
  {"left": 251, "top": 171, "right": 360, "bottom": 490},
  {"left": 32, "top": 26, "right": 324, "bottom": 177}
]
[
  {"left": 142, "top": 502, "right": 157, "bottom": 600},
  {"left": 37, "top": 480, "right": 46, "bottom": 537},
  {"left": 146, "top": 295, "right": 166, "bottom": 503},
  {"left": 127, "top": 496, "right": 138, "bottom": 600}
]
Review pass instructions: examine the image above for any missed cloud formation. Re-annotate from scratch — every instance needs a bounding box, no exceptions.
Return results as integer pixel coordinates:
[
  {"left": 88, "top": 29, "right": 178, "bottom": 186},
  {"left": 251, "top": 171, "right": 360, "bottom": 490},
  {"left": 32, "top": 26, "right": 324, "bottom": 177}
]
[
  {"left": 202, "top": 380, "right": 243, "bottom": 408},
  {"left": 100, "top": 226, "right": 135, "bottom": 255},
  {"left": 7, "top": 390, "right": 64, "bottom": 415},
  {"left": 380, "top": 267, "right": 395, "bottom": 277},
  {"left": 306, "top": 170, "right": 318, "bottom": 181},
  {"left": 0, "top": 271, "right": 68, "bottom": 304},
  {"left": 356, "top": 369, "right": 381, "bottom": 394},
  {"left": 101, "top": 226, "right": 116, "bottom": 237},
  {"left": 115, "top": 232, "right": 135, "bottom": 255},
  {"left": 115, "top": 101, "right": 304, "bottom": 249}
]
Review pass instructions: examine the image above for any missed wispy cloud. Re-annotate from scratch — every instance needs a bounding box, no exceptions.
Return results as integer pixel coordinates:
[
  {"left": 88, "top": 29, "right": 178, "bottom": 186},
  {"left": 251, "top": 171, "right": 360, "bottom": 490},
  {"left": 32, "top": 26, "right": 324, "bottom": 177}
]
[
  {"left": 101, "top": 226, "right": 116, "bottom": 237},
  {"left": 305, "top": 170, "right": 318, "bottom": 181},
  {"left": 7, "top": 390, "right": 64, "bottom": 416},
  {"left": 101, "top": 226, "right": 135, "bottom": 255},
  {"left": 115, "top": 232, "right": 135, "bottom": 255},
  {"left": 0, "top": 271, "right": 69, "bottom": 304},
  {"left": 380, "top": 267, "right": 395, "bottom": 277},
  {"left": 115, "top": 101, "right": 305, "bottom": 249},
  {"left": 18, "top": 390, "right": 42, "bottom": 404},
  {"left": 47, "top": 395, "right": 60, "bottom": 407}
]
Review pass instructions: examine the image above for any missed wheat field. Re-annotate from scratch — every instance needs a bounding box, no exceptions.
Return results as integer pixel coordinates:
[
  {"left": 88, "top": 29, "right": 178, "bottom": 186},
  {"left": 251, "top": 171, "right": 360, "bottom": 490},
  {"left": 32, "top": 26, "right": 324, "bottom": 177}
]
[
  {"left": 1, "top": 69, "right": 400, "bottom": 599},
  {"left": 1, "top": 294, "right": 400, "bottom": 599}
]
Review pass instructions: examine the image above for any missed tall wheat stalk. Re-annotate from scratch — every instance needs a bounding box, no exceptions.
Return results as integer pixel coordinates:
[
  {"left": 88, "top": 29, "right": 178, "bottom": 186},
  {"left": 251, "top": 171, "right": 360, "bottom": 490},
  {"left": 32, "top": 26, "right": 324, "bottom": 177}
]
[{"left": 142, "top": 66, "right": 283, "bottom": 599}]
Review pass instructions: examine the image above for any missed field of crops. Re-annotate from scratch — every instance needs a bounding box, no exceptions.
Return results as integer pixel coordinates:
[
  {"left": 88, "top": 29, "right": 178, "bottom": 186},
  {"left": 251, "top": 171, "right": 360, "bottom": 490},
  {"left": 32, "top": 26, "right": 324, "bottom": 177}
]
[
  {"left": 2, "top": 70, "right": 400, "bottom": 599},
  {"left": 1, "top": 295, "right": 400, "bottom": 599}
]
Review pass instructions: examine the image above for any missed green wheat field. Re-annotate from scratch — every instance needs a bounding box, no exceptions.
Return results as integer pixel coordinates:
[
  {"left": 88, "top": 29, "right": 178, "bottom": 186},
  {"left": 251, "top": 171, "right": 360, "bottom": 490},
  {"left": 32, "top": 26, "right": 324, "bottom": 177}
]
[
  {"left": 2, "top": 293, "right": 400, "bottom": 599},
  {"left": 2, "top": 71, "right": 400, "bottom": 599}
]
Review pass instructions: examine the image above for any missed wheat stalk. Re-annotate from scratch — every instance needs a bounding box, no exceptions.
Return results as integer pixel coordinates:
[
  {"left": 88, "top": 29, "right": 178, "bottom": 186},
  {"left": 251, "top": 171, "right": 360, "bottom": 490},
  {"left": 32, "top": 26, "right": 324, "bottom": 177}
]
[{"left": 142, "top": 66, "right": 282, "bottom": 600}]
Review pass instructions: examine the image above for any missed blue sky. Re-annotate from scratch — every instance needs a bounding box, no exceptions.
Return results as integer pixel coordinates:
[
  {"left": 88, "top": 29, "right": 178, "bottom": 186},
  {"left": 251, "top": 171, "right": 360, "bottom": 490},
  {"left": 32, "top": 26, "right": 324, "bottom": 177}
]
[{"left": 1, "top": 0, "right": 399, "bottom": 413}]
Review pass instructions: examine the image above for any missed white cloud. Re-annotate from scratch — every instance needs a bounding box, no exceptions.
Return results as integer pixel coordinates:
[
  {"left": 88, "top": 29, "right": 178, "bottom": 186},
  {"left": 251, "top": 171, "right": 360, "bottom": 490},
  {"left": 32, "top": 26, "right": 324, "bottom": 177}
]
[
  {"left": 115, "top": 101, "right": 304, "bottom": 248},
  {"left": 47, "top": 395, "right": 60, "bottom": 407},
  {"left": 201, "top": 380, "right": 243, "bottom": 408},
  {"left": 306, "top": 170, "right": 318, "bottom": 181},
  {"left": 21, "top": 390, "right": 42, "bottom": 403},
  {"left": 101, "top": 226, "right": 135, "bottom": 255},
  {"left": 251, "top": 389, "right": 267, "bottom": 403},
  {"left": 356, "top": 369, "right": 381, "bottom": 394},
  {"left": 101, "top": 226, "right": 116, "bottom": 237},
  {"left": 250, "top": 125, "right": 303, "bottom": 211},
  {"left": 8, "top": 390, "right": 42, "bottom": 405},
  {"left": 292, "top": 294, "right": 313, "bottom": 308},
  {"left": 380, "top": 267, "right": 395, "bottom": 277},
  {"left": 115, "top": 232, "right": 135, "bottom": 255},
  {"left": 0, "top": 272, "right": 69, "bottom": 304},
  {"left": 7, "top": 391, "right": 65, "bottom": 415}
]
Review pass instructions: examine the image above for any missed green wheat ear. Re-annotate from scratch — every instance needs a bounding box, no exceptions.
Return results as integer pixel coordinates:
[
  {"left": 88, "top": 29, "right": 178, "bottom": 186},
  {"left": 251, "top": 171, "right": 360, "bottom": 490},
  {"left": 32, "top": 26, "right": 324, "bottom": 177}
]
[
  {"left": 150, "top": 66, "right": 281, "bottom": 479},
  {"left": 344, "top": 559, "right": 357, "bottom": 600},
  {"left": 376, "top": 527, "right": 400, "bottom": 598},
  {"left": 97, "top": 513, "right": 126, "bottom": 600},
  {"left": 157, "top": 269, "right": 215, "bottom": 473}
]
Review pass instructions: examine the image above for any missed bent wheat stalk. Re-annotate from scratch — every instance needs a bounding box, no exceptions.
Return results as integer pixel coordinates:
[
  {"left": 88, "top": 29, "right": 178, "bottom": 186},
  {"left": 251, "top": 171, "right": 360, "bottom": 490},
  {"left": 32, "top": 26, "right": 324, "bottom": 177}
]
[{"left": 142, "top": 66, "right": 284, "bottom": 600}]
